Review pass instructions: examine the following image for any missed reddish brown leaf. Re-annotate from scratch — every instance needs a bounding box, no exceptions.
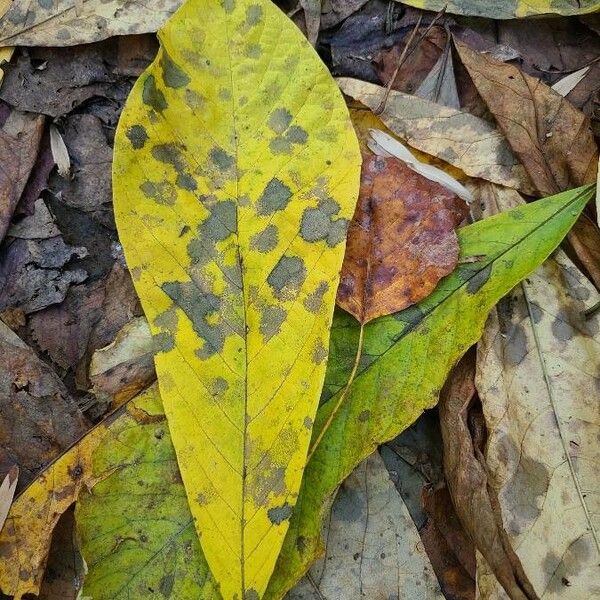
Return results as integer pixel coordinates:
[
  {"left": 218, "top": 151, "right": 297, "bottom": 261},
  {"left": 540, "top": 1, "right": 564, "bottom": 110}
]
[
  {"left": 454, "top": 40, "right": 598, "bottom": 196},
  {"left": 336, "top": 155, "right": 467, "bottom": 323}
]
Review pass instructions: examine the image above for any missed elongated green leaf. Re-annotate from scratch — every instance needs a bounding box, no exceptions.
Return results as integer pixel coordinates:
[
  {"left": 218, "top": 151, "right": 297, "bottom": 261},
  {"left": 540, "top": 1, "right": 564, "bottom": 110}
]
[
  {"left": 395, "top": 0, "right": 599, "bottom": 19},
  {"left": 112, "top": 0, "right": 361, "bottom": 597},
  {"left": 72, "top": 186, "right": 593, "bottom": 599},
  {"left": 265, "top": 185, "right": 595, "bottom": 597}
]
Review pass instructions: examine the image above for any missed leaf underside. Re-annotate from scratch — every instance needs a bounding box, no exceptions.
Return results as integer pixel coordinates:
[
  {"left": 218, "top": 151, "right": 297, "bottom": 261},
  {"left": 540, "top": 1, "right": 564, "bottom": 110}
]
[{"left": 112, "top": 0, "right": 361, "bottom": 597}]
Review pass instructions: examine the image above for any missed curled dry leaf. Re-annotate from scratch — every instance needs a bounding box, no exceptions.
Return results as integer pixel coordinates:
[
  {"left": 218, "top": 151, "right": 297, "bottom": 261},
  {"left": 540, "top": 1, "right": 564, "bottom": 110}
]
[
  {"left": 338, "top": 78, "right": 536, "bottom": 194},
  {"left": 0, "top": 0, "right": 182, "bottom": 47},
  {"left": 438, "top": 352, "right": 536, "bottom": 600},
  {"left": 474, "top": 187, "right": 600, "bottom": 599},
  {"left": 337, "top": 155, "right": 467, "bottom": 323},
  {"left": 454, "top": 40, "right": 598, "bottom": 197},
  {"left": 0, "top": 109, "right": 45, "bottom": 243},
  {"left": 288, "top": 452, "right": 443, "bottom": 600},
  {"left": 49, "top": 124, "right": 70, "bottom": 178},
  {"left": 112, "top": 0, "right": 361, "bottom": 596},
  {"left": 0, "top": 321, "right": 89, "bottom": 495}
]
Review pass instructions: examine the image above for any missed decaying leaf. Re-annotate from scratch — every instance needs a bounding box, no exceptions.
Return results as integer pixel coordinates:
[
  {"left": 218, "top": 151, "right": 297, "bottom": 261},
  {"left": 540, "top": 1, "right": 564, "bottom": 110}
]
[
  {"left": 439, "top": 352, "right": 536, "bottom": 600},
  {"left": 112, "top": 0, "right": 361, "bottom": 597},
  {"left": 0, "top": 0, "right": 182, "bottom": 47},
  {"left": 0, "top": 321, "right": 89, "bottom": 495},
  {"left": 299, "top": 0, "right": 321, "bottom": 46},
  {"left": 338, "top": 78, "right": 536, "bottom": 194},
  {"left": 287, "top": 452, "right": 443, "bottom": 599},
  {"left": 0, "top": 109, "right": 45, "bottom": 243},
  {"left": 568, "top": 213, "right": 600, "bottom": 291},
  {"left": 265, "top": 187, "right": 595, "bottom": 598},
  {"left": 474, "top": 192, "right": 600, "bottom": 598},
  {"left": 0, "top": 466, "right": 17, "bottom": 532},
  {"left": 337, "top": 155, "right": 466, "bottom": 323},
  {"left": 89, "top": 316, "right": 156, "bottom": 407},
  {"left": 394, "top": 0, "right": 600, "bottom": 19},
  {"left": 454, "top": 40, "right": 598, "bottom": 196}
]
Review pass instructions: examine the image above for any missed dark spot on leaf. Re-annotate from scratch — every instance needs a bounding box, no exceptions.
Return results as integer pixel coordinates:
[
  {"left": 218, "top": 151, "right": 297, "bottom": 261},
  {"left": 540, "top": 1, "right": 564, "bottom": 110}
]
[
  {"left": 246, "top": 4, "right": 263, "bottom": 25},
  {"left": 267, "top": 255, "right": 306, "bottom": 300},
  {"left": 210, "top": 147, "right": 234, "bottom": 171},
  {"left": 198, "top": 200, "right": 237, "bottom": 242},
  {"left": 222, "top": 0, "right": 236, "bottom": 13},
  {"left": 358, "top": 410, "right": 370, "bottom": 421},
  {"left": 244, "top": 590, "right": 260, "bottom": 600},
  {"left": 304, "top": 282, "right": 329, "bottom": 313},
  {"left": 176, "top": 173, "right": 197, "bottom": 191},
  {"left": 143, "top": 75, "right": 167, "bottom": 112},
  {"left": 259, "top": 305, "right": 286, "bottom": 340},
  {"left": 551, "top": 311, "right": 575, "bottom": 341},
  {"left": 140, "top": 180, "right": 177, "bottom": 206},
  {"left": 152, "top": 143, "right": 186, "bottom": 171},
  {"left": 69, "top": 464, "right": 83, "bottom": 480},
  {"left": 250, "top": 224, "right": 278, "bottom": 253},
  {"left": 160, "top": 50, "right": 191, "bottom": 88},
  {"left": 126, "top": 125, "right": 148, "bottom": 149},
  {"left": 466, "top": 263, "right": 492, "bottom": 294},
  {"left": 303, "top": 416, "right": 313, "bottom": 429},
  {"left": 504, "top": 323, "right": 527, "bottom": 366},
  {"left": 267, "top": 502, "right": 293, "bottom": 524},
  {"left": 153, "top": 331, "right": 175, "bottom": 353},
  {"left": 312, "top": 338, "right": 327, "bottom": 364},
  {"left": 159, "top": 573, "right": 175, "bottom": 597},
  {"left": 257, "top": 179, "right": 292, "bottom": 215},
  {"left": 268, "top": 108, "right": 293, "bottom": 134}
]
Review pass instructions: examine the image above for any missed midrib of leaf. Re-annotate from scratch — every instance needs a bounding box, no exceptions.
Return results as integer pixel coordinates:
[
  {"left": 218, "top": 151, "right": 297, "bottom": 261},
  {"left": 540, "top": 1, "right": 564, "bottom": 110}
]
[
  {"left": 315, "top": 186, "right": 594, "bottom": 438},
  {"left": 522, "top": 283, "right": 600, "bottom": 554}
]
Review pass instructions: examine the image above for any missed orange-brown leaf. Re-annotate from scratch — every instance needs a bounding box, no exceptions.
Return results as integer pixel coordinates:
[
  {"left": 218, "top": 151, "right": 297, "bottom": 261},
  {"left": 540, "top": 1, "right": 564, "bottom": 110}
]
[{"left": 336, "top": 156, "right": 467, "bottom": 323}]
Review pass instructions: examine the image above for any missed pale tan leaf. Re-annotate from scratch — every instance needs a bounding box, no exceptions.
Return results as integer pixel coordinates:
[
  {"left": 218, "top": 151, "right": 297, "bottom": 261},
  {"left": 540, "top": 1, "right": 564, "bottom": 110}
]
[
  {"left": 0, "top": 466, "right": 18, "bottom": 533},
  {"left": 49, "top": 124, "right": 70, "bottom": 178},
  {"left": 475, "top": 189, "right": 600, "bottom": 599},
  {"left": 551, "top": 66, "right": 590, "bottom": 97},
  {"left": 338, "top": 77, "right": 535, "bottom": 194},
  {"left": 287, "top": 452, "right": 443, "bottom": 600}
]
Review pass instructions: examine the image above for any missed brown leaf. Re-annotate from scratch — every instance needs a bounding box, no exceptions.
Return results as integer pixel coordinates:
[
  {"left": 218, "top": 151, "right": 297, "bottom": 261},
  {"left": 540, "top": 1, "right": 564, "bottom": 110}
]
[
  {"left": 438, "top": 352, "right": 536, "bottom": 600},
  {"left": 0, "top": 321, "right": 89, "bottom": 494},
  {"left": 0, "top": 109, "right": 44, "bottom": 243},
  {"left": 336, "top": 155, "right": 466, "bottom": 323},
  {"left": 566, "top": 214, "right": 600, "bottom": 291},
  {"left": 454, "top": 40, "right": 598, "bottom": 196}
]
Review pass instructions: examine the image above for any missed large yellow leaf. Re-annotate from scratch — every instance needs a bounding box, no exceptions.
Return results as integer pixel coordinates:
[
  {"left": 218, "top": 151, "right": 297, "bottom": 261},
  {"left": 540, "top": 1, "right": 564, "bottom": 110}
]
[{"left": 112, "top": 0, "right": 361, "bottom": 598}]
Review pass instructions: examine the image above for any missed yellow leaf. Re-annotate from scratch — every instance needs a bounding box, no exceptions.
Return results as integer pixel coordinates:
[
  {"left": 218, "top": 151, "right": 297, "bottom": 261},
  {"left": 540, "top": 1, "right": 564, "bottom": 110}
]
[{"left": 112, "top": 0, "right": 361, "bottom": 598}]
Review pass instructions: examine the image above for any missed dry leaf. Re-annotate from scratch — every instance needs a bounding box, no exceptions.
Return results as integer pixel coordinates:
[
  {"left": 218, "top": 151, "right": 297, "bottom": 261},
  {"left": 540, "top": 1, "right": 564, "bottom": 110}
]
[
  {"left": 287, "top": 452, "right": 443, "bottom": 599},
  {"left": 474, "top": 188, "right": 600, "bottom": 599},
  {"left": 338, "top": 77, "right": 536, "bottom": 194},
  {"left": 416, "top": 34, "right": 460, "bottom": 109},
  {"left": 49, "top": 124, "right": 70, "bottom": 178},
  {"left": 0, "top": 466, "right": 17, "bottom": 533},
  {"left": 551, "top": 66, "right": 591, "bottom": 97},
  {"left": 337, "top": 155, "right": 466, "bottom": 323},
  {"left": 0, "top": 109, "right": 44, "bottom": 243},
  {"left": 454, "top": 40, "right": 598, "bottom": 196}
]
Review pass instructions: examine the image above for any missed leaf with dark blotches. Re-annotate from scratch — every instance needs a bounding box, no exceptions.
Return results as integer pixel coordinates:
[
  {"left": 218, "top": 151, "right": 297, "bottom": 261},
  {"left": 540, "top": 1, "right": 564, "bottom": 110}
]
[
  {"left": 337, "top": 155, "right": 467, "bottom": 323},
  {"left": 112, "top": 0, "right": 361, "bottom": 597}
]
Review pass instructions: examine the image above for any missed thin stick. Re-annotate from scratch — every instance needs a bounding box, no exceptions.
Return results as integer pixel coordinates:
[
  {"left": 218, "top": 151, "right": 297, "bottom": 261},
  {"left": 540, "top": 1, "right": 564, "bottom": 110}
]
[
  {"left": 307, "top": 321, "right": 365, "bottom": 461},
  {"left": 374, "top": 6, "right": 447, "bottom": 115}
]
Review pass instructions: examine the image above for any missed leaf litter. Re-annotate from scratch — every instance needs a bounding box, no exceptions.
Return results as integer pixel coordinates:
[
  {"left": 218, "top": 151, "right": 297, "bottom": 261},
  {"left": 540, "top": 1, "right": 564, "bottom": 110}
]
[{"left": 0, "top": 1, "right": 598, "bottom": 599}]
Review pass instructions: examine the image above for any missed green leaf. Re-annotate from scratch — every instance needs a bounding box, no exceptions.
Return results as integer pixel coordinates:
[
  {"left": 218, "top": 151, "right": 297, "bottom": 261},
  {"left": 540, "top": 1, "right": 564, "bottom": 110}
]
[
  {"left": 73, "top": 186, "right": 593, "bottom": 599},
  {"left": 265, "top": 184, "right": 595, "bottom": 597},
  {"left": 111, "top": 0, "right": 361, "bottom": 597}
]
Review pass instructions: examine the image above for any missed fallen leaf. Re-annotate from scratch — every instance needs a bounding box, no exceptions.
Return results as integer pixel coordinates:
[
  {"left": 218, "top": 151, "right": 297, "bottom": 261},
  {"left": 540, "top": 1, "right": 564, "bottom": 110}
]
[
  {"left": 287, "top": 452, "right": 443, "bottom": 599},
  {"left": 415, "top": 32, "right": 460, "bottom": 109},
  {"left": 474, "top": 191, "right": 600, "bottom": 598},
  {"left": 454, "top": 40, "right": 598, "bottom": 196},
  {"left": 116, "top": 34, "right": 159, "bottom": 78},
  {"left": 320, "top": 0, "right": 369, "bottom": 29},
  {"left": 0, "top": 108, "right": 44, "bottom": 243},
  {"left": 49, "top": 123, "right": 70, "bottom": 178},
  {"left": 0, "top": 235, "right": 88, "bottom": 314},
  {"left": 337, "top": 155, "right": 466, "bottom": 323},
  {"left": 0, "top": 43, "right": 133, "bottom": 119},
  {"left": 265, "top": 186, "right": 595, "bottom": 598},
  {"left": 551, "top": 66, "right": 591, "bottom": 97},
  {"left": 300, "top": 0, "right": 321, "bottom": 46},
  {"left": 7, "top": 198, "right": 60, "bottom": 240},
  {"left": 338, "top": 77, "right": 536, "bottom": 194},
  {"left": 0, "top": 466, "right": 18, "bottom": 533},
  {"left": 0, "top": 321, "right": 89, "bottom": 495},
  {"left": 394, "top": 0, "right": 600, "bottom": 19},
  {"left": 567, "top": 212, "right": 600, "bottom": 291},
  {"left": 438, "top": 352, "right": 536, "bottom": 600},
  {"left": 0, "top": 0, "right": 181, "bottom": 47},
  {"left": 113, "top": 0, "right": 361, "bottom": 596},
  {"left": 88, "top": 316, "right": 156, "bottom": 407}
]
